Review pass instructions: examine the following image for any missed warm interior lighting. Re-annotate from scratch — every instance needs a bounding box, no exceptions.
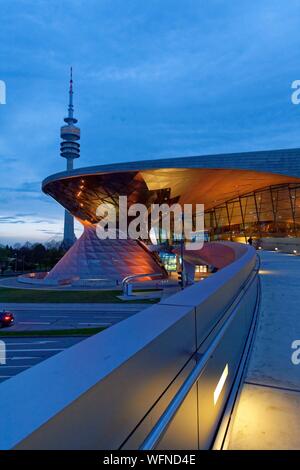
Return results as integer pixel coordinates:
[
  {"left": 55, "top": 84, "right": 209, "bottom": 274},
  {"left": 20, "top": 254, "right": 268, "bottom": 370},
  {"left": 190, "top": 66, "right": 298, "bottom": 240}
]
[
  {"left": 214, "top": 364, "right": 229, "bottom": 405},
  {"left": 232, "top": 236, "right": 247, "bottom": 244}
]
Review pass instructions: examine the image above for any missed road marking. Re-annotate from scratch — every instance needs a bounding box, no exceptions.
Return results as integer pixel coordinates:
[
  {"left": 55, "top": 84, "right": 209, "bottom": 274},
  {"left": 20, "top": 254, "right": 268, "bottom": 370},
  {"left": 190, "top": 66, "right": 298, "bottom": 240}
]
[
  {"left": 2, "top": 341, "right": 57, "bottom": 346},
  {"left": 38, "top": 340, "right": 58, "bottom": 344},
  {"left": 40, "top": 315, "right": 69, "bottom": 318},
  {"left": 39, "top": 315, "right": 124, "bottom": 319},
  {"left": 6, "top": 348, "right": 65, "bottom": 352},
  {"left": 0, "top": 337, "right": 82, "bottom": 381},
  {"left": 93, "top": 316, "right": 127, "bottom": 321},
  {"left": 78, "top": 322, "right": 111, "bottom": 326},
  {"left": 9, "top": 356, "right": 42, "bottom": 360},
  {"left": 0, "top": 365, "right": 30, "bottom": 369},
  {"left": 18, "top": 322, "right": 51, "bottom": 325}
]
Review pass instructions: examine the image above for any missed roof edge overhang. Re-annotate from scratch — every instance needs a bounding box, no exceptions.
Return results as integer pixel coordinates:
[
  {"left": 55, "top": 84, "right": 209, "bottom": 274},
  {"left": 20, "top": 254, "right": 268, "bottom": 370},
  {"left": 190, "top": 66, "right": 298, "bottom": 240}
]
[{"left": 42, "top": 146, "right": 300, "bottom": 192}]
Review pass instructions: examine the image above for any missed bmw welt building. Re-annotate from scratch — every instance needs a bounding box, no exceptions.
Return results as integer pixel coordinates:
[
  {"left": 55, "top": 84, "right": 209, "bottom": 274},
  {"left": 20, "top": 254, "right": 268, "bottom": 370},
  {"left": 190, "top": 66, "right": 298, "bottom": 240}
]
[{"left": 26, "top": 147, "right": 300, "bottom": 286}]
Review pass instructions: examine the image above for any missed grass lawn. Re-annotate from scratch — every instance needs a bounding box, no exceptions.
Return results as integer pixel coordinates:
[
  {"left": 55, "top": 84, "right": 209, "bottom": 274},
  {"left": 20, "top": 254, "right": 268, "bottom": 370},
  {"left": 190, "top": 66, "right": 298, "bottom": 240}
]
[
  {"left": 0, "top": 327, "right": 105, "bottom": 337},
  {"left": 0, "top": 287, "right": 159, "bottom": 303}
]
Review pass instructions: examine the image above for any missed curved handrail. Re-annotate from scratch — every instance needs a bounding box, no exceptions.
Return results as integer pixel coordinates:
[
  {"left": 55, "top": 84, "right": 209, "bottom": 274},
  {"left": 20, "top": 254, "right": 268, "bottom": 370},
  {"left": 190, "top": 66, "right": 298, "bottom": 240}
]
[
  {"left": 122, "top": 272, "right": 164, "bottom": 296},
  {"left": 139, "top": 255, "right": 260, "bottom": 450}
]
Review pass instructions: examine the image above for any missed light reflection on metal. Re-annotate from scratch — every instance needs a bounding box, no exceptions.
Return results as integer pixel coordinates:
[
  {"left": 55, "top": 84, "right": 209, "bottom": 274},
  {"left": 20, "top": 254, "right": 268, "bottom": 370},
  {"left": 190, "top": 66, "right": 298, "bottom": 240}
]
[{"left": 214, "top": 364, "right": 229, "bottom": 406}]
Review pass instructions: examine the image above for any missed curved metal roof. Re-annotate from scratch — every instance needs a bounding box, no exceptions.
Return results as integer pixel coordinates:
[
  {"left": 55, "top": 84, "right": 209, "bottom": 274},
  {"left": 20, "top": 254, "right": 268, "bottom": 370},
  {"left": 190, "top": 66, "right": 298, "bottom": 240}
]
[
  {"left": 42, "top": 147, "right": 300, "bottom": 188},
  {"left": 42, "top": 147, "right": 300, "bottom": 224}
]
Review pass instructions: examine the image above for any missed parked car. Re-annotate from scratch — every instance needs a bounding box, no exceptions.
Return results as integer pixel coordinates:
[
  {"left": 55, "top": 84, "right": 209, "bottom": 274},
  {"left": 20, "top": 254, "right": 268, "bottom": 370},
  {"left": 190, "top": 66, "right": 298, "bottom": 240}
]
[{"left": 0, "top": 310, "right": 14, "bottom": 328}]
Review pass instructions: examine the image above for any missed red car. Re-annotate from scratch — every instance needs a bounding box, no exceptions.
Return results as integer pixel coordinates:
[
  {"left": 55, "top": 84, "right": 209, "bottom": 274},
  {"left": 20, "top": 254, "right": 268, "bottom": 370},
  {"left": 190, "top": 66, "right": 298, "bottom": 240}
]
[{"left": 0, "top": 310, "right": 14, "bottom": 328}]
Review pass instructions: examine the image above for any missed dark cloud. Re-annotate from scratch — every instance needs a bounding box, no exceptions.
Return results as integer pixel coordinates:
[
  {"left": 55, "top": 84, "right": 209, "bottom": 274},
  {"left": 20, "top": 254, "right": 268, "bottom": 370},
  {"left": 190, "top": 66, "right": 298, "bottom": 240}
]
[
  {"left": 0, "top": 156, "right": 18, "bottom": 164},
  {"left": 37, "top": 229, "right": 62, "bottom": 235},
  {"left": 0, "top": 182, "right": 40, "bottom": 193},
  {"left": 0, "top": 216, "right": 25, "bottom": 224}
]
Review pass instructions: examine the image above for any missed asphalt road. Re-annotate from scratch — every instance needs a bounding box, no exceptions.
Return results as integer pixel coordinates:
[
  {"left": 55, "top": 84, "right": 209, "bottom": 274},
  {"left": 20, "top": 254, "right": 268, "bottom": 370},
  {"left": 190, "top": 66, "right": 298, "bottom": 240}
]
[
  {"left": 0, "top": 336, "right": 85, "bottom": 384},
  {"left": 0, "top": 303, "right": 151, "bottom": 384},
  {"left": 0, "top": 304, "right": 151, "bottom": 384},
  {"left": 0, "top": 303, "right": 149, "bottom": 331}
]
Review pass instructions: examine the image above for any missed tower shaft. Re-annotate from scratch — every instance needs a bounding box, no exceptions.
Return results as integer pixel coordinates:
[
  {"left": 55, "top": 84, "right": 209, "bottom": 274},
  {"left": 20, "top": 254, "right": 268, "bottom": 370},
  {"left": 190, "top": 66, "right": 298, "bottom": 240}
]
[
  {"left": 60, "top": 68, "right": 80, "bottom": 249},
  {"left": 63, "top": 210, "right": 75, "bottom": 248}
]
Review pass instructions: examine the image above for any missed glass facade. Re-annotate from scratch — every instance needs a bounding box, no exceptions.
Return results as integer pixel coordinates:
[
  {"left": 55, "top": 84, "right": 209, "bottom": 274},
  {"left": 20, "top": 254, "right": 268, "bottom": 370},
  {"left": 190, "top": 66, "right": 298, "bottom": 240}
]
[
  {"left": 159, "top": 252, "right": 177, "bottom": 272},
  {"left": 205, "top": 183, "right": 300, "bottom": 241}
]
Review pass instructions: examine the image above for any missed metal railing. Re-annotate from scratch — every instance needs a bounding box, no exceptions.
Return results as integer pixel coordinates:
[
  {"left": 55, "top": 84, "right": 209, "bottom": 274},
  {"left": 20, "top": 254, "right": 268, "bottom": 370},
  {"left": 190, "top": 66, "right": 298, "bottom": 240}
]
[
  {"left": 122, "top": 272, "right": 164, "bottom": 296},
  {"left": 140, "top": 256, "right": 260, "bottom": 450}
]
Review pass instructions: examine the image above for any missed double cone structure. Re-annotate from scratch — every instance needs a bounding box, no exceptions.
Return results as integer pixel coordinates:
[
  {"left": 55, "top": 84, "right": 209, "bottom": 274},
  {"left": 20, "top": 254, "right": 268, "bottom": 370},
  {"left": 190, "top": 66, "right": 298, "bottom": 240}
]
[{"left": 44, "top": 225, "right": 166, "bottom": 286}]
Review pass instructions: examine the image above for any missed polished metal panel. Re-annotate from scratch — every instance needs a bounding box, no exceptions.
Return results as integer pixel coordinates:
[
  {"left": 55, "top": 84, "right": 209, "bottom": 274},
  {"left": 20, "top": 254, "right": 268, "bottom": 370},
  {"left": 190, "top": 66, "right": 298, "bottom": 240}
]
[
  {"left": 197, "top": 278, "right": 259, "bottom": 449},
  {"left": 43, "top": 147, "right": 300, "bottom": 186},
  {"left": 45, "top": 225, "right": 167, "bottom": 284},
  {"left": 123, "top": 359, "right": 199, "bottom": 450}
]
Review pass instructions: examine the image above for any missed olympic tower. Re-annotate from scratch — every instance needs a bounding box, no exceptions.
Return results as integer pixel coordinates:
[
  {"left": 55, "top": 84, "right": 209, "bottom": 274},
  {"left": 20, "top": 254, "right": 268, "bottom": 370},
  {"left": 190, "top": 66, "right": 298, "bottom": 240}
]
[{"left": 60, "top": 68, "right": 80, "bottom": 249}]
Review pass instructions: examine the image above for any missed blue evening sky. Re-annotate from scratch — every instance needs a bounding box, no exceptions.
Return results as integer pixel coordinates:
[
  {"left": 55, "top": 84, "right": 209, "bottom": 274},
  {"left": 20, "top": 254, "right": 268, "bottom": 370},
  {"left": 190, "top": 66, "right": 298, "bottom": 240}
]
[{"left": 1, "top": 0, "right": 300, "bottom": 244}]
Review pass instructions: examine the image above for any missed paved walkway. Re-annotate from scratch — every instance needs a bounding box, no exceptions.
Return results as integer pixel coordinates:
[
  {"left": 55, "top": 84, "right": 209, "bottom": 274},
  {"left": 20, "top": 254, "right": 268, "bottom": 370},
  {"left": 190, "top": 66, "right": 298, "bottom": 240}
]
[{"left": 227, "top": 251, "right": 300, "bottom": 449}]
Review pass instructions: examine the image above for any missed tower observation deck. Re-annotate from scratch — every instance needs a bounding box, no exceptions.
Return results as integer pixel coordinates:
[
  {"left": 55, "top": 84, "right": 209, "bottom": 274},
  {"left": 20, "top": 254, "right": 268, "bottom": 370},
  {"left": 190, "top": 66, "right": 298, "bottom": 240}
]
[{"left": 60, "top": 68, "right": 80, "bottom": 248}]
